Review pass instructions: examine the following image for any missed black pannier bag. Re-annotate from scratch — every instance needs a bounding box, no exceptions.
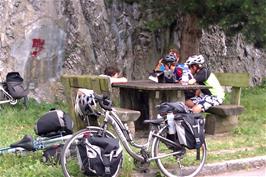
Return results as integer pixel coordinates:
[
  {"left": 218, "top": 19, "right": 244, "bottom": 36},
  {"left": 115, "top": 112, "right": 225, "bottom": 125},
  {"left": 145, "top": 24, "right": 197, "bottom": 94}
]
[
  {"left": 5, "top": 72, "right": 28, "bottom": 99},
  {"left": 34, "top": 109, "right": 74, "bottom": 137},
  {"left": 157, "top": 102, "right": 190, "bottom": 115},
  {"left": 78, "top": 135, "right": 123, "bottom": 177},
  {"left": 175, "top": 113, "right": 205, "bottom": 149}
]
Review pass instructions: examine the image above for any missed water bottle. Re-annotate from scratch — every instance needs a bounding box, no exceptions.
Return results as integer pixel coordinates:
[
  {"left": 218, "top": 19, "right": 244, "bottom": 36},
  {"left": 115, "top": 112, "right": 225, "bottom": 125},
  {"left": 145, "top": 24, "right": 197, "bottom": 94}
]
[
  {"left": 182, "top": 64, "right": 189, "bottom": 85},
  {"left": 167, "top": 112, "right": 176, "bottom": 134}
]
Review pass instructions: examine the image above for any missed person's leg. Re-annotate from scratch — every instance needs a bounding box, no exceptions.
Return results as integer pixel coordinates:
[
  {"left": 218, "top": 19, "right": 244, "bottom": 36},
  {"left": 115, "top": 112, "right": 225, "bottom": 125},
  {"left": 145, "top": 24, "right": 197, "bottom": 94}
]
[
  {"left": 191, "top": 95, "right": 222, "bottom": 113},
  {"left": 185, "top": 99, "right": 195, "bottom": 108},
  {"left": 192, "top": 104, "right": 202, "bottom": 113},
  {"left": 188, "top": 96, "right": 204, "bottom": 113},
  {"left": 191, "top": 95, "right": 209, "bottom": 113}
]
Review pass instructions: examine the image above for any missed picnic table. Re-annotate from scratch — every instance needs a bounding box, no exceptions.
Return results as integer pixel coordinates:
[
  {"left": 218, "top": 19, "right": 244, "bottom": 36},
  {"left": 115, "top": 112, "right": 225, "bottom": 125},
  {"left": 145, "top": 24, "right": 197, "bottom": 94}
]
[{"left": 112, "top": 80, "right": 209, "bottom": 129}]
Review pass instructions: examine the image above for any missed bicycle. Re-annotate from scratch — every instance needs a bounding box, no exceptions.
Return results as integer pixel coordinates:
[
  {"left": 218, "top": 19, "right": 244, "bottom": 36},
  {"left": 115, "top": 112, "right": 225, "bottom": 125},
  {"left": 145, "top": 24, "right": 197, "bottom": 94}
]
[
  {"left": 0, "top": 81, "right": 18, "bottom": 105},
  {"left": 60, "top": 93, "right": 207, "bottom": 177},
  {"left": 0, "top": 133, "right": 72, "bottom": 163},
  {"left": 0, "top": 72, "right": 29, "bottom": 108}
]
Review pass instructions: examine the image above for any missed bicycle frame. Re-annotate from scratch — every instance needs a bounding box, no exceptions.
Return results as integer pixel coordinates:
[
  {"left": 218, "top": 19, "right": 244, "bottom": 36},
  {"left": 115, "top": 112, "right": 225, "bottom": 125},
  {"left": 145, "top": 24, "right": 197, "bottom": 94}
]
[
  {"left": 0, "top": 82, "right": 17, "bottom": 105},
  {"left": 0, "top": 134, "right": 72, "bottom": 155},
  {"left": 99, "top": 108, "right": 182, "bottom": 163}
]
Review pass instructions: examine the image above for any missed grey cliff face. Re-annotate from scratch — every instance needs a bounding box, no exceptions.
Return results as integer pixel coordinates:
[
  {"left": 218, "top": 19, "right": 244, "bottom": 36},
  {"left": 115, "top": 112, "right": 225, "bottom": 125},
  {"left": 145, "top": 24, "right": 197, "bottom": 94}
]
[{"left": 0, "top": 0, "right": 265, "bottom": 101}]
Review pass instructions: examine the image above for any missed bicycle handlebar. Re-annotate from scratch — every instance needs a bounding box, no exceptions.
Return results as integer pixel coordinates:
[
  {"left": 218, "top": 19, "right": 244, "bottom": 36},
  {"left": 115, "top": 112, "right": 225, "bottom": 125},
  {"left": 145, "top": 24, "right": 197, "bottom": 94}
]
[{"left": 94, "top": 93, "right": 112, "bottom": 111}]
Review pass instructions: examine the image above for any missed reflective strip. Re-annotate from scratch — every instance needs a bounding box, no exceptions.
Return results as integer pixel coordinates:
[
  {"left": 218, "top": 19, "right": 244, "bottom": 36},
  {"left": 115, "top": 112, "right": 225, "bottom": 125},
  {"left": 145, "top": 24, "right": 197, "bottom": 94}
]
[
  {"left": 175, "top": 121, "right": 187, "bottom": 146},
  {"left": 55, "top": 110, "right": 65, "bottom": 127}
]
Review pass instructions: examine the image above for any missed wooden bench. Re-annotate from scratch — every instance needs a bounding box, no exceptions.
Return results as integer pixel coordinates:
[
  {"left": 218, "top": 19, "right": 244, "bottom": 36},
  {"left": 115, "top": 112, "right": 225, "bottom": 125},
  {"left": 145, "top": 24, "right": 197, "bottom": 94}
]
[
  {"left": 61, "top": 75, "right": 140, "bottom": 137},
  {"left": 205, "top": 73, "right": 250, "bottom": 135}
]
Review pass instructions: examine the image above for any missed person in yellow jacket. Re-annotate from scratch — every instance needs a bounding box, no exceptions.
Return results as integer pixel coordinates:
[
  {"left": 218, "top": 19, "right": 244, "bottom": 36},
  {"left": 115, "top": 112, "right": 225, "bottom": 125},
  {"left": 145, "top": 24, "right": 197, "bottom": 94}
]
[{"left": 185, "top": 55, "right": 225, "bottom": 113}]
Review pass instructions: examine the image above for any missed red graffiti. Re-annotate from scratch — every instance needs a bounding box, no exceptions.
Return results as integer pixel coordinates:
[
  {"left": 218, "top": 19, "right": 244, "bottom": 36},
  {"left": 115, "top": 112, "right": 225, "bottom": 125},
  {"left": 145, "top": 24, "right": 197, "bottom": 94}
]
[{"left": 31, "top": 38, "right": 45, "bottom": 57}]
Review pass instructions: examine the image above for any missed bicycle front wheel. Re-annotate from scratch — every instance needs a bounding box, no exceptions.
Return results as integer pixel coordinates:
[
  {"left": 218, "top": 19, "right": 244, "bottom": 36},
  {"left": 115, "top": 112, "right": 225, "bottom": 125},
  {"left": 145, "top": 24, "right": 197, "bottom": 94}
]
[
  {"left": 152, "top": 126, "right": 207, "bottom": 177},
  {"left": 60, "top": 126, "right": 118, "bottom": 177}
]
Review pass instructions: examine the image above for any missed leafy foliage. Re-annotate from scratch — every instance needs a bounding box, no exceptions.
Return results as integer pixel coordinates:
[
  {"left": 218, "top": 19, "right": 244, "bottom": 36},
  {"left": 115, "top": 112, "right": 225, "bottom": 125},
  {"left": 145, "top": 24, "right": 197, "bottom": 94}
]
[{"left": 126, "top": 0, "right": 266, "bottom": 48}]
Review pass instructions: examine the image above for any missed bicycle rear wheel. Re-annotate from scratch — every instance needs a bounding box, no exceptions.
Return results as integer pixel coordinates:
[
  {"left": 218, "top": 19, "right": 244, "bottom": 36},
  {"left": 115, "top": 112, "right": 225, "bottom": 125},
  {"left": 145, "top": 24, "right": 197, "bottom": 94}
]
[
  {"left": 60, "top": 126, "right": 119, "bottom": 177},
  {"left": 152, "top": 126, "right": 207, "bottom": 177}
]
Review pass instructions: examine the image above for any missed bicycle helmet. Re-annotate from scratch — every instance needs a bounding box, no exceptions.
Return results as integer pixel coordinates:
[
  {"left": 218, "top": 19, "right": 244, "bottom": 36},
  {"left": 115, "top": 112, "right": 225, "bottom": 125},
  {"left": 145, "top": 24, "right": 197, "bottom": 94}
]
[
  {"left": 74, "top": 89, "right": 99, "bottom": 119},
  {"left": 162, "top": 54, "right": 177, "bottom": 64},
  {"left": 185, "top": 55, "right": 205, "bottom": 66}
]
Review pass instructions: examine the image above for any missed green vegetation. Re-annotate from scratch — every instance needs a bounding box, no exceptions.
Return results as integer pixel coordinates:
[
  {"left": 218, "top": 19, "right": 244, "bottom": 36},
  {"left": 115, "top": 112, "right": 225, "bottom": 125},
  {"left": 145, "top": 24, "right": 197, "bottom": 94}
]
[
  {"left": 127, "top": 0, "right": 266, "bottom": 48},
  {"left": 0, "top": 100, "right": 66, "bottom": 177},
  {"left": 0, "top": 84, "right": 266, "bottom": 176},
  {"left": 206, "top": 84, "right": 266, "bottom": 163}
]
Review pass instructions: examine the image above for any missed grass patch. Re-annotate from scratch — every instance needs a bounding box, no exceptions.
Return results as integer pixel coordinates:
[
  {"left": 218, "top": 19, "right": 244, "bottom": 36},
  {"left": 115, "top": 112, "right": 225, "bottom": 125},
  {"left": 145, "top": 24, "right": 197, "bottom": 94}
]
[
  {"left": 205, "top": 85, "right": 266, "bottom": 163},
  {"left": 0, "top": 85, "right": 266, "bottom": 176}
]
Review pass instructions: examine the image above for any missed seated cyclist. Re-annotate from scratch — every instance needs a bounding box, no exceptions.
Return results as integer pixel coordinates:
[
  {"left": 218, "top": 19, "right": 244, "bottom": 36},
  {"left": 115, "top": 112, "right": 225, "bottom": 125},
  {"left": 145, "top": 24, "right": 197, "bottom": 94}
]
[
  {"left": 154, "top": 53, "right": 179, "bottom": 72},
  {"left": 101, "top": 66, "right": 127, "bottom": 84},
  {"left": 184, "top": 55, "right": 225, "bottom": 113},
  {"left": 152, "top": 54, "right": 179, "bottom": 83}
]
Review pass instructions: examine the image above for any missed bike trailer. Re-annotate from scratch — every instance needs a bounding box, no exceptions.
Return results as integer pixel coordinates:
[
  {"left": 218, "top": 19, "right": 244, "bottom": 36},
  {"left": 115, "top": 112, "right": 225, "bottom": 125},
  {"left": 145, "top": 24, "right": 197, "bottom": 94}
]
[
  {"left": 34, "top": 109, "right": 74, "bottom": 137},
  {"left": 175, "top": 113, "right": 205, "bottom": 149},
  {"left": 78, "top": 135, "right": 123, "bottom": 177},
  {"left": 5, "top": 72, "right": 28, "bottom": 99}
]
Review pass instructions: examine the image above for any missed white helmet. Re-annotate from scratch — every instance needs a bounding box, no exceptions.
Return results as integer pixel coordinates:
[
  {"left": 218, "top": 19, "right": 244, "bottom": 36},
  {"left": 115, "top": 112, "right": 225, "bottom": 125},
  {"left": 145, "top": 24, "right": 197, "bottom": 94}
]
[
  {"left": 185, "top": 55, "right": 205, "bottom": 66},
  {"left": 74, "top": 89, "right": 98, "bottom": 119}
]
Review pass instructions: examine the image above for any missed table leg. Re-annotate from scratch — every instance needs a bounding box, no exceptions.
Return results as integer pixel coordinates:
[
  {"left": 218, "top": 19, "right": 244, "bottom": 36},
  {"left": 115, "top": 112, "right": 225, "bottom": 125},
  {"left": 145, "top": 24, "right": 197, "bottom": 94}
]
[
  {"left": 119, "top": 88, "right": 133, "bottom": 108},
  {"left": 148, "top": 91, "right": 157, "bottom": 119}
]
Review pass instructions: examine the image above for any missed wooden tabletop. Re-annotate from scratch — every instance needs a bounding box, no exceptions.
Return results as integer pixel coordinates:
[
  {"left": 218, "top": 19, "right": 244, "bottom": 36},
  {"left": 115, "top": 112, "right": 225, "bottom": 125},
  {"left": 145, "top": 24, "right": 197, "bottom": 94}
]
[{"left": 112, "top": 80, "right": 210, "bottom": 91}]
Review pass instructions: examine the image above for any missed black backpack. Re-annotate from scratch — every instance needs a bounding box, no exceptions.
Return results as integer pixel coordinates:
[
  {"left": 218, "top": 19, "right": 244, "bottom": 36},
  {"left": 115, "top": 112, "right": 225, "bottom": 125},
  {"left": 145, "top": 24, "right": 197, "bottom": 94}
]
[
  {"left": 175, "top": 113, "right": 205, "bottom": 149},
  {"left": 78, "top": 135, "right": 123, "bottom": 177},
  {"left": 34, "top": 109, "right": 74, "bottom": 137},
  {"left": 5, "top": 72, "right": 28, "bottom": 99}
]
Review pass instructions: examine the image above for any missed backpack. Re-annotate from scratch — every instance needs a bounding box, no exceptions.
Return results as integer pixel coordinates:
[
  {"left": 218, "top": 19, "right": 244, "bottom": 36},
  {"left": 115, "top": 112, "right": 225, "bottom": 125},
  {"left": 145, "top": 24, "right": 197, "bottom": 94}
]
[
  {"left": 78, "top": 135, "right": 123, "bottom": 177},
  {"left": 163, "top": 69, "right": 176, "bottom": 83},
  {"left": 34, "top": 109, "right": 74, "bottom": 137},
  {"left": 173, "top": 64, "right": 184, "bottom": 81},
  {"left": 174, "top": 113, "right": 205, "bottom": 149},
  {"left": 149, "top": 70, "right": 176, "bottom": 83},
  {"left": 5, "top": 72, "right": 28, "bottom": 99}
]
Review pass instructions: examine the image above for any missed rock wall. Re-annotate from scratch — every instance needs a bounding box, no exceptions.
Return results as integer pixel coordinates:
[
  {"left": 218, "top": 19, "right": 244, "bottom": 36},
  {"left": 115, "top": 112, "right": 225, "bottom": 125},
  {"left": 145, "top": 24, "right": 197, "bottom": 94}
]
[
  {"left": 0, "top": 0, "right": 265, "bottom": 102},
  {"left": 200, "top": 26, "right": 266, "bottom": 84}
]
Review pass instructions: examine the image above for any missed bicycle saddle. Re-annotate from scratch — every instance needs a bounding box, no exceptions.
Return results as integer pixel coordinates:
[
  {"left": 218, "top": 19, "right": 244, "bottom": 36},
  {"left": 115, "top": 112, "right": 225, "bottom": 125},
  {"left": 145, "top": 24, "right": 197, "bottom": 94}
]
[
  {"left": 144, "top": 118, "right": 164, "bottom": 125},
  {"left": 10, "top": 135, "right": 34, "bottom": 151}
]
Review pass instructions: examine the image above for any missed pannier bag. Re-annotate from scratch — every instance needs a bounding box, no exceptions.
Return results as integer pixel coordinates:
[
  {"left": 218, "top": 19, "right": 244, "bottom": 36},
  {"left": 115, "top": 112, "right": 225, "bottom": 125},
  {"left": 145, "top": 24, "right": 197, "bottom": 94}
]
[
  {"left": 34, "top": 109, "right": 74, "bottom": 137},
  {"left": 5, "top": 72, "right": 28, "bottom": 99},
  {"left": 157, "top": 102, "right": 190, "bottom": 115},
  {"left": 175, "top": 113, "right": 205, "bottom": 149},
  {"left": 78, "top": 135, "right": 123, "bottom": 177}
]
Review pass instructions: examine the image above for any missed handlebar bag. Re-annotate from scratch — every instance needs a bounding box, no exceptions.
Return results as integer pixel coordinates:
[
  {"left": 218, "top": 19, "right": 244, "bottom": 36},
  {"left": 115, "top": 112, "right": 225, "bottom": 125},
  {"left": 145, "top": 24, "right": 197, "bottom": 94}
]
[
  {"left": 34, "top": 109, "right": 74, "bottom": 137},
  {"left": 6, "top": 72, "right": 28, "bottom": 99},
  {"left": 78, "top": 135, "right": 123, "bottom": 177}
]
